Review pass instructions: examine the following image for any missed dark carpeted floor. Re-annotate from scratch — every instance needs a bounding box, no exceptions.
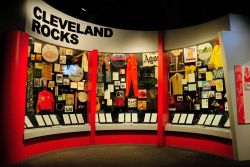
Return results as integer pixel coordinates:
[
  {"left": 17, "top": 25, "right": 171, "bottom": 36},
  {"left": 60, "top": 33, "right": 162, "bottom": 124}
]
[{"left": 3, "top": 145, "right": 250, "bottom": 167}]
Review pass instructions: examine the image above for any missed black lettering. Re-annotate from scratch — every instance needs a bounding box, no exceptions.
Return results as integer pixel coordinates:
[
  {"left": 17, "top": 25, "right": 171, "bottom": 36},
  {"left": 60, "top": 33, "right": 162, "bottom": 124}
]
[
  {"left": 41, "top": 24, "right": 50, "bottom": 37},
  {"left": 51, "top": 28, "right": 60, "bottom": 40},
  {"left": 33, "top": 6, "right": 42, "bottom": 20},
  {"left": 70, "top": 34, "right": 79, "bottom": 44},
  {"left": 58, "top": 18, "right": 68, "bottom": 29},
  {"left": 76, "top": 23, "right": 84, "bottom": 34},
  {"left": 144, "top": 55, "right": 149, "bottom": 63},
  {"left": 104, "top": 28, "right": 113, "bottom": 37},
  {"left": 60, "top": 31, "right": 70, "bottom": 43},
  {"left": 42, "top": 10, "right": 50, "bottom": 24},
  {"left": 50, "top": 14, "right": 58, "bottom": 27},
  {"left": 32, "top": 19, "right": 41, "bottom": 34},
  {"left": 93, "top": 27, "right": 103, "bottom": 37},
  {"left": 85, "top": 26, "right": 93, "bottom": 36},
  {"left": 68, "top": 21, "right": 76, "bottom": 32}
]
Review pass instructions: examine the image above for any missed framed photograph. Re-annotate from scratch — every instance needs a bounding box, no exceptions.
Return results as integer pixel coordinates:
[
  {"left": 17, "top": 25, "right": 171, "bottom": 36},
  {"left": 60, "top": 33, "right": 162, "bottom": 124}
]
[
  {"left": 36, "top": 54, "right": 42, "bottom": 61},
  {"left": 112, "top": 72, "right": 119, "bottom": 80},
  {"left": 78, "top": 82, "right": 84, "bottom": 90},
  {"left": 183, "top": 86, "right": 188, "bottom": 91},
  {"left": 56, "top": 74, "right": 63, "bottom": 83},
  {"left": 97, "top": 83, "right": 104, "bottom": 96},
  {"left": 194, "top": 103, "right": 200, "bottom": 110},
  {"left": 202, "top": 81, "right": 211, "bottom": 90},
  {"left": 41, "top": 78, "right": 48, "bottom": 87},
  {"left": 63, "top": 78, "right": 70, "bottom": 85},
  {"left": 121, "top": 78, "right": 125, "bottom": 82},
  {"left": 66, "top": 48, "right": 73, "bottom": 55},
  {"left": 177, "top": 96, "right": 183, "bottom": 101},
  {"left": 59, "top": 47, "right": 66, "bottom": 56},
  {"left": 198, "top": 67, "right": 207, "bottom": 79},
  {"left": 138, "top": 100, "right": 147, "bottom": 110},
  {"left": 138, "top": 89, "right": 147, "bottom": 99},
  {"left": 114, "top": 81, "right": 120, "bottom": 86},
  {"left": 64, "top": 105, "right": 73, "bottom": 113},
  {"left": 31, "top": 54, "right": 36, "bottom": 61},
  {"left": 34, "top": 42, "right": 42, "bottom": 53},
  {"left": 34, "top": 78, "right": 41, "bottom": 87},
  {"left": 70, "top": 82, "right": 78, "bottom": 89},
  {"left": 115, "top": 86, "right": 120, "bottom": 90},
  {"left": 201, "top": 91, "right": 209, "bottom": 98},
  {"left": 54, "top": 63, "right": 60, "bottom": 72},
  {"left": 195, "top": 61, "right": 202, "bottom": 67},
  {"left": 59, "top": 55, "right": 67, "bottom": 64},
  {"left": 208, "top": 91, "right": 215, "bottom": 98},
  {"left": 215, "top": 92, "right": 222, "bottom": 99},
  {"left": 120, "top": 69, "right": 125, "bottom": 74},
  {"left": 128, "top": 98, "right": 137, "bottom": 108},
  {"left": 116, "top": 91, "right": 124, "bottom": 97},
  {"left": 184, "top": 46, "right": 198, "bottom": 63},
  {"left": 120, "top": 83, "right": 126, "bottom": 89},
  {"left": 65, "top": 94, "right": 74, "bottom": 105}
]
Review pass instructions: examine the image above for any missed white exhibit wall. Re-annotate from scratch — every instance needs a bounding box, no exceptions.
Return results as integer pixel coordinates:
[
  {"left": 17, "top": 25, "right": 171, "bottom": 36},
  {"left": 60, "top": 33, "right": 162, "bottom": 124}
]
[{"left": 221, "top": 14, "right": 250, "bottom": 161}]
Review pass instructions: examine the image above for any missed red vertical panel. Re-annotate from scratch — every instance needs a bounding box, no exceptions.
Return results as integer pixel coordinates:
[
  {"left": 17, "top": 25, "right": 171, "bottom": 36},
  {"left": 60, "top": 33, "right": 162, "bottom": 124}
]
[
  {"left": 235, "top": 65, "right": 245, "bottom": 124},
  {"left": 87, "top": 50, "right": 98, "bottom": 144},
  {"left": 0, "top": 31, "right": 29, "bottom": 164},
  {"left": 157, "top": 31, "right": 168, "bottom": 146}
]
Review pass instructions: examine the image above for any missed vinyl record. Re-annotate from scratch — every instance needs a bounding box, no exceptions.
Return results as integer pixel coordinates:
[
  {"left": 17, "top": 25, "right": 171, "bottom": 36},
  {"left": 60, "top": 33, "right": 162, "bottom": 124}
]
[
  {"left": 197, "top": 42, "right": 212, "bottom": 61},
  {"left": 68, "top": 65, "right": 84, "bottom": 82},
  {"left": 42, "top": 44, "right": 59, "bottom": 62},
  {"left": 78, "top": 91, "right": 87, "bottom": 102}
]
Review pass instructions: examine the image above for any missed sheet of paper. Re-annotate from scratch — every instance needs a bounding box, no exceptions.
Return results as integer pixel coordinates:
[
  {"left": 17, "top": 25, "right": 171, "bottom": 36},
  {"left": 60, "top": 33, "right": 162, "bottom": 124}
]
[
  {"left": 108, "top": 84, "right": 114, "bottom": 92},
  {"left": 182, "top": 79, "right": 187, "bottom": 85},
  {"left": 224, "top": 118, "right": 230, "bottom": 127},
  {"left": 25, "top": 116, "right": 34, "bottom": 128},
  {"left": 216, "top": 79, "right": 224, "bottom": 91},
  {"left": 202, "top": 99, "right": 209, "bottom": 108},
  {"left": 63, "top": 114, "right": 71, "bottom": 125},
  {"left": 132, "top": 113, "right": 138, "bottom": 123},
  {"left": 69, "top": 114, "right": 78, "bottom": 124},
  {"left": 104, "top": 90, "right": 110, "bottom": 99},
  {"left": 49, "top": 115, "right": 60, "bottom": 125},
  {"left": 172, "top": 113, "right": 180, "bottom": 123},
  {"left": 125, "top": 113, "right": 131, "bottom": 123},
  {"left": 150, "top": 113, "right": 157, "bottom": 123},
  {"left": 118, "top": 113, "right": 125, "bottom": 123},
  {"left": 78, "top": 82, "right": 84, "bottom": 90},
  {"left": 70, "top": 82, "right": 78, "bottom": 89},
  {"left": 211, "top": 115, "right": 223, "bottom": 126},
  {"left": 206, "top": 71, "right": 213, "bottom": 81},
  {"left": 54, "top": 63, "right": 60, "bottom": 72},
  {"left": 188, "top": 73, "right": 195, "bottom": 83},
  {"left": 76, "top": 114, "right": 85, "bottom": 124},
  {"left": 99, "top": 113, "right": 106, "bottom": 123},
  {"left": 143, "top": 113, "right": 151, "bottom": 123},
  {"left": 112, "top": 72, "right": 119, "bottom": 80},
  {"left": 106, "top": 113, "right": 113, "bottom": 123},
  {"left": 155, "top": 67, "right": 158, "bottom": 79},
  {"left": 186, "top": 114, "right": 194, "bottom": 124},
  {"left": 188, "top": 83, "right": 196, "bottom": 91},
  {"left": 42, "top": 115, "right": 53, "bottom": 126},
  {"left": 107, "top": 99, "right": 112, "bottom": 106},
  {"left": 35, "top": 115, "right": 45, "bottom": 127},
  {"left": 197, "top": 114, "right": 208, "bottom": 125},
  {"left": 198, "top": 81, "right": 202, "bottom": 87},
  {"left": 34, "top": 42, "right": 42, "bottom": 53},
  {"left": 204, "top": 114, "right": 215, "bottom": 126},
  {"left": 179, "top": 114, "right": 187, "bottom": 124},
  {"left": 95, "top": 113, "right": 99, "bottom": 123}
]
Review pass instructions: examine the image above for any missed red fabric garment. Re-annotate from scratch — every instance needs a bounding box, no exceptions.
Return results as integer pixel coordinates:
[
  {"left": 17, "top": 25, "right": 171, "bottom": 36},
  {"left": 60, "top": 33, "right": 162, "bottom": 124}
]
[
  {"left": 125, "top": 56, "right": 138, "bottom": 97},
  {"left": 36, "top": 89, "right": 54, "bottom": 113},
  {"left": 244, "top": 65, "right": 250, "bottom": 82}
]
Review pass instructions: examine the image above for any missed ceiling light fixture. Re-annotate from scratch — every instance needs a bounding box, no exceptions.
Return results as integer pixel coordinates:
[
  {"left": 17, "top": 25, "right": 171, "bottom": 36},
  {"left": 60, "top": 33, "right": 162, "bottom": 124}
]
[{"left": 81, "top": 8, "right": 86, "bottom": 12}]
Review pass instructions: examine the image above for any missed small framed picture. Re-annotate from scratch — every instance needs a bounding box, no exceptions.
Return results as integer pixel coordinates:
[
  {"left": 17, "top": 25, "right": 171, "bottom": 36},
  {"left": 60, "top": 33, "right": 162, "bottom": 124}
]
[
  {"left": 195, "top": 61, "right": 202, "bottom": 67},
  {"left": 64, "top": 106, "right": 73, "bottom": 113},
  {"left": 41, "top": 78, "right": 47, "bottom": 87},
  {"left": 59, "top": 47, "right": 66, "bottom": 56},
  {"left": 184, "top": 86, "right": 188, "bottom": 91},
  {"left": 56, "top": 74, "right": 63, "bottom": 83},
  {"left": 138, "top": 100, "right": 147, "bottom": 110},
  {"left": 59, "top": 55, "right": 67, "bottom": 64},
  {"left": 208, "top": 91, "right": 215, "bottom": 98},
  {"left": 177, "top": 96, "right": 183, "bottom": 101},
  {"left": 128, "top": 98, "right": 137, "bottom": 108},
  {"left": 215, "top": 92, "right": 222, "bottom": 99},
  {"left": 121, "top": 78, "right": 126, "bottom": 82},
  {"left": 116, "top": 91, "right": 124, "bottom": 97},
  {"left": 34, "top": 78, "right": 41, "bottom": 87},
  {"left": 63, "top": 78, "right": 70, "bottom": 85},
  {"left": 138, "top": 89, "right": 147, "bottom": 99},
  {"left": 120, "top": 83, "right": 126, "bottom": 89},
  {"left": 114, "top": 81, "right": 120, "bottom": 86},
  {"left": 120, "top": 69, "right": 125, "bottom": 74},
  {"left": 78, "top": 82, "right": 84, "bottom": 90},
  {"left": 36, "top": 54, "right": 42, "bottom": 61},
  {"left": 115, "top": 86, "right": 120, "bottom": 90},
  {"left": 194, "top": 104, "right": 200, "bottom": 110},
  {"left": 48, "top": 81, "right": 55, "bottom": 88},
  {"left": 31, "top": 54, "right": 36, "bottom": 61}
]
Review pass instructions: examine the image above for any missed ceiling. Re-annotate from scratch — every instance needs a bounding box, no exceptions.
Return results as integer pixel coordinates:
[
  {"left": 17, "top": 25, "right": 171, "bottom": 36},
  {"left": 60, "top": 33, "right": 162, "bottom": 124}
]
[{"left": 44, "top": 0, "right": 250, "bottom": 30}]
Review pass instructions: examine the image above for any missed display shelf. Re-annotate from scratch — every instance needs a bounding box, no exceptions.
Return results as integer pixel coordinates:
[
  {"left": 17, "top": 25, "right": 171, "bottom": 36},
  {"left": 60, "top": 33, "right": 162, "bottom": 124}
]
[
  {"left": 96, "top": 123, "right": 157, "bottom": 131},
  {"left": 24, "top": 124, "right": 90, "bottom": 140},
  {"left": 165, "top": 123, "right": 231, "bottom": 139}
]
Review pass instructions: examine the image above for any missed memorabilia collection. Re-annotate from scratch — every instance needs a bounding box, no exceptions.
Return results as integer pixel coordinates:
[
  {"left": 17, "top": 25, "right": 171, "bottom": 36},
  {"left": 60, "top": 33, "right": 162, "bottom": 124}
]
[
  {"left": 168, "top": 38, "right": 229, "bottom": 128},
  {"left": 96, "top": 52, "right": 158, "bottom": 123},
  {"left": 25, "top": 37, "right": 88, "bottom": 128}
]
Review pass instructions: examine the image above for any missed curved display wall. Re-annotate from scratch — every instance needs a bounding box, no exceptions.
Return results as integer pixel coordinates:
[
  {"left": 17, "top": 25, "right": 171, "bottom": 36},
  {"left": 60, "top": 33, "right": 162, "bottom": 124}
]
[{"left": 2, "top": 0, "right": 244, "bottom": 165}]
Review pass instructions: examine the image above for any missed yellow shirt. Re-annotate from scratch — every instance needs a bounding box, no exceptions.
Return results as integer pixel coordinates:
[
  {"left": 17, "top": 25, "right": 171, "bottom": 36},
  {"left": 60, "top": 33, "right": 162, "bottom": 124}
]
[
  {"left": 169, "top": 73, "right": 184, "bottom": 95},
  {"left": 208, "top": 45, "right": 223, "bottom": 69},
  {"left": 185, "top": 65, "right": 196, "bottom": 81}
]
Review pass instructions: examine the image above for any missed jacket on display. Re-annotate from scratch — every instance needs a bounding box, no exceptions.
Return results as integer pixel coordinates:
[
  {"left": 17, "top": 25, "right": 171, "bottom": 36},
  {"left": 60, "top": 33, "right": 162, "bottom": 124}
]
[{"left": 36, "top": 89, "right": 54, "bottom": 113}]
